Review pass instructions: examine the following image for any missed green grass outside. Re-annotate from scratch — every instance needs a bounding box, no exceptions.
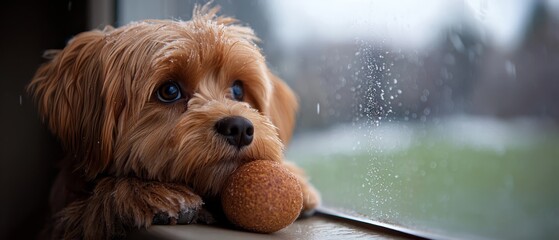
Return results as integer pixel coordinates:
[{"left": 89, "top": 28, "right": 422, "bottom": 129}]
[{"left": 291, "top": 130, "right": 559, "bottom": 239}]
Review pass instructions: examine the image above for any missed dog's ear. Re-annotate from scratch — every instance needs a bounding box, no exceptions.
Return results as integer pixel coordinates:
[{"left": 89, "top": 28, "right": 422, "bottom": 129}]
[
  {"left": 28, "top": 30, "right": 117, "bottom": 179},
  {"left": 267, "top": 72, "right": 298, "bottom": 144}
]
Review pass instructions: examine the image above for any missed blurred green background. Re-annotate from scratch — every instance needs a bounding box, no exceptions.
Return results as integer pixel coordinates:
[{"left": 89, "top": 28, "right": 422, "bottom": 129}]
[{"left": 288, "top": 118, "right": 559, "bottom": 239}]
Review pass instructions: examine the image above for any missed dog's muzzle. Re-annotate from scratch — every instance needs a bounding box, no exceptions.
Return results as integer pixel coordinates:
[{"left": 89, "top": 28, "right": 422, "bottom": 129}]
[{"left": 215, "top": 116, "right": 254, "bottom": 149}]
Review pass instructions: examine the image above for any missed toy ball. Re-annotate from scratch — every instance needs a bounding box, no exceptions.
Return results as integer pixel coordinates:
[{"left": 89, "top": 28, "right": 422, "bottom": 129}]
[{"left": 221, "top": 160, "right": 303, "bottom": 233}]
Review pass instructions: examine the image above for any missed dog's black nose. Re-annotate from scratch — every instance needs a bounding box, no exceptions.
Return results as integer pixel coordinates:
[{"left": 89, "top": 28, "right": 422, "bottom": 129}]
[{"left": 215, "top": 116, "right": 254, "bottom": 148}]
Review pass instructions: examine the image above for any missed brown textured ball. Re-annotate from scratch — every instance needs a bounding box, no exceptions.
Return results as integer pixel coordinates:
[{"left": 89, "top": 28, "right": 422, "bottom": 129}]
[{"left": 221, "top": 160, "right": 303, "bottom": 233}]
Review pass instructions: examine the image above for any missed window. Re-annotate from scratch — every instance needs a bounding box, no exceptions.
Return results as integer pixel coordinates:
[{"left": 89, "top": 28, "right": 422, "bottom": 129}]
[{"left": 118, "top": 0, "right": 559, "bottom": 239}]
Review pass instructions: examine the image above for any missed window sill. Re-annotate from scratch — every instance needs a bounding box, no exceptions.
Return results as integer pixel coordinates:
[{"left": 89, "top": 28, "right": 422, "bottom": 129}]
[{"left": 128, "top": 209, "right": 426, "bottom": 240}]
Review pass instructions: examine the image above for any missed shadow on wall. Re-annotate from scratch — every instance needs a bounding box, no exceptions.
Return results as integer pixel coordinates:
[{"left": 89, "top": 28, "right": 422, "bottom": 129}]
[{"left": 0, "top": 1, "right": 88, "bottom": 239}]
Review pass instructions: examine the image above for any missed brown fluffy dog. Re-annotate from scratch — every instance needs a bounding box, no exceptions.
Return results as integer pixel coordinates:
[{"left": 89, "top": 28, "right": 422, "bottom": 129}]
[{"left": 28, "top": 5, "right": 319, "bottom": 239}]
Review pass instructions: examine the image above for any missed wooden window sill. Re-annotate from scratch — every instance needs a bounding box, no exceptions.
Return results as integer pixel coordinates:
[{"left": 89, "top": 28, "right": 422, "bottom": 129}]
[{"left": 128, "top": 210, "right": 424, "bottom": 240}]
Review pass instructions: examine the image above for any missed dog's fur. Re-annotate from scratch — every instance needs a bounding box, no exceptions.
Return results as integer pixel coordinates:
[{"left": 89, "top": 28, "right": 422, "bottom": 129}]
[{"left": 28, "top": 5, "right": 319, "bottom": 239}]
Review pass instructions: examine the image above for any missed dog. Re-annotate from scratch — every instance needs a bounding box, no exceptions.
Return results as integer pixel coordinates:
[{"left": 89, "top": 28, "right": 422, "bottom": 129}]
[{"left": 28, "top": 4, "right": 320, "bottom": 239}]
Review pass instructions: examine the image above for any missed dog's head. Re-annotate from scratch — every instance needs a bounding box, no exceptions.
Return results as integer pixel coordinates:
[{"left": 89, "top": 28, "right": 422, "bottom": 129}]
[{"left": 28, "top": 5, "right": 297, "bottom": 196}]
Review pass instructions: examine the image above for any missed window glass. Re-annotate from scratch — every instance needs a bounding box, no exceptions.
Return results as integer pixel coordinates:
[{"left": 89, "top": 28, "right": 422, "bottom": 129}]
[{"left": 118, "top": 1, "right": 559, "bottom": 238}]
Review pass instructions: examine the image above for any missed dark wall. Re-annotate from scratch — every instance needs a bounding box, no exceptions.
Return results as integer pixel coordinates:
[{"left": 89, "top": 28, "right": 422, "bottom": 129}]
[{"left": 0, "top": 1, "right": 88, "bottom": 238}]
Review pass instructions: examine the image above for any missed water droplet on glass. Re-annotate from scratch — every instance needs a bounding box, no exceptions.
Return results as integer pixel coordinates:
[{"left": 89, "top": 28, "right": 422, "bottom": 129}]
[
  {"left": 423, "top": 107, "right": 431, "bottom": 115},
  {"left": 430, "top": 161, "right": 438, "bottom": 169},
  {"left": 449, "top": 33, "right": 465, "bottom": 52},
  {"left": 505, "top": 60, "right": 516, "bottom": 79}
]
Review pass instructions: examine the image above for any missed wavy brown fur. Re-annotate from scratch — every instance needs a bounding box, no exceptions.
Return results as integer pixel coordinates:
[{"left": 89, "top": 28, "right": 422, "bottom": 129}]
[{"left": 28, "top": 4, "right": 319, "bottom": 239}]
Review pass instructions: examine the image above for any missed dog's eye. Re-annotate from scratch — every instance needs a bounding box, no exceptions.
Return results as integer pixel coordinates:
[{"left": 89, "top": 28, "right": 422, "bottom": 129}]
[
  {"left": 231, "top": 80, "right": 244, "bottom": 101},
  {"left": 156, "top": 81, "right": 182, "bottom": 103}
]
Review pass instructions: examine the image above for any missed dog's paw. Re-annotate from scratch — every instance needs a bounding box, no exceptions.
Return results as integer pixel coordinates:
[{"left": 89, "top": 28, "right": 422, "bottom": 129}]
[
  {"left": 102, "top": 178, "right": 204, "bottom": 228},
  {"left": 300, "top": 182, "right": 321, "bottom": 217},
  {"left": 141, "top": 182, "right": 204, "bottom": 226},
  {"left": 152, "top": 206, "right": 216, "bottom": 225},
  {"left": 280, "top": 161, "right": 321, "bottom": 217},
  {"left": 152, "top": 207, "right": 199, "bottom": 225}
]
